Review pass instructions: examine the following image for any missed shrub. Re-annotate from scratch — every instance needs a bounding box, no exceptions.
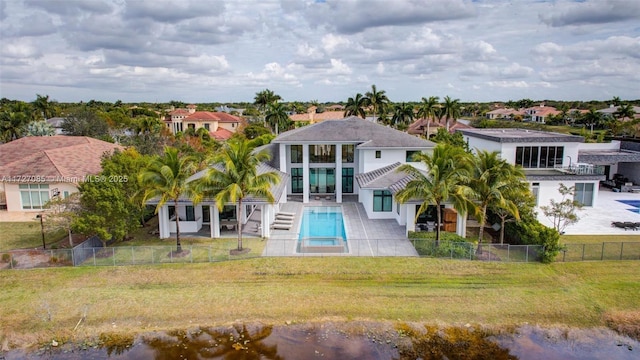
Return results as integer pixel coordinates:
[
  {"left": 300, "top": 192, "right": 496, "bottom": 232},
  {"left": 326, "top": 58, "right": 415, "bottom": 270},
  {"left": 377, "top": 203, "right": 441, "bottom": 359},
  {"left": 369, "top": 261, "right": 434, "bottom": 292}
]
[
  {"left": 506, "top": 219, "right": 561, "bottom": 263},
  {"left": 1, "top": 253, "right": 10, "bottom": 263},
  {"left": 408, "top": 231, "right": 474, "bottom": 259}
]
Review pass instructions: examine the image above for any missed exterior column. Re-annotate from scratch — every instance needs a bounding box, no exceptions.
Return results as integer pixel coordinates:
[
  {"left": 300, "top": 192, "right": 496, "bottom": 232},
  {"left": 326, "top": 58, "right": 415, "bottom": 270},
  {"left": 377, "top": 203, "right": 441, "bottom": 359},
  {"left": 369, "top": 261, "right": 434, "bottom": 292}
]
[
  {"left": 456, "top": 212, "right": 467, "bottom": 237},
  {"left": 212, "top": 206, "right": 220, "bottom": 238},
  {"left": 209, "top": 205, "right": 214, "bottom": 238},
  {"left": 303, "top": 144, "right": 309, "bottom": 203},
  {"left": 335, "top": 143, "right": 342, "bottom": 203},
  {"left": 262, "top": 204, "right": 271, "bottom": 238},
  {"left": 158, "top": 205, "right": 169, "bottom": 239},
  {"left": 405, "top": 203, "right": 416, "bottom": 236},
  {"left": 279, "top": 144, "right": 287, "bottom": 172}
]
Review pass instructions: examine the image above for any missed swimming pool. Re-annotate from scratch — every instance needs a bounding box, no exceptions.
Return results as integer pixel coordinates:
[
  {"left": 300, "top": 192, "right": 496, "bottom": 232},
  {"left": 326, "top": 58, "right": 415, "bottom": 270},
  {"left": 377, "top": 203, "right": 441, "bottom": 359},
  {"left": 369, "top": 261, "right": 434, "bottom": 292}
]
[
  {"left": 617, "top": 200, "right": 640, "bottom": 214},
  {"left": 297, "top": 206, "right": 348, "bottom": 253}
]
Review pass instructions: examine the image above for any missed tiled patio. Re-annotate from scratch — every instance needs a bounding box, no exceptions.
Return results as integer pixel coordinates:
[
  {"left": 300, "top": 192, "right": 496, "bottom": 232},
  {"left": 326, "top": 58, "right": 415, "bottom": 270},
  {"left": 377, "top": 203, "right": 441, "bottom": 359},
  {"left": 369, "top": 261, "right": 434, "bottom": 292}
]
[
  {"left": 547, "top": 187, "right": 640, "bottom": 235},
  {"left": 262, "top": 199, "right": 418, "bottom": 257}
]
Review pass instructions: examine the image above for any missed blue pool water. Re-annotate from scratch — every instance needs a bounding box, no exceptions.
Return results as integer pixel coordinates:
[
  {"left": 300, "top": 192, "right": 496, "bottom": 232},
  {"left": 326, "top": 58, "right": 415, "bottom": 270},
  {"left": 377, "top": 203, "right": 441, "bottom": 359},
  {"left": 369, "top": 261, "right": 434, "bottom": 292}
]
[
  {"left": 298, "top": 206, "right": 347, "bottom": 241},
  {"left": 617, "top": 200, "right": 640, "bottom": 214}
]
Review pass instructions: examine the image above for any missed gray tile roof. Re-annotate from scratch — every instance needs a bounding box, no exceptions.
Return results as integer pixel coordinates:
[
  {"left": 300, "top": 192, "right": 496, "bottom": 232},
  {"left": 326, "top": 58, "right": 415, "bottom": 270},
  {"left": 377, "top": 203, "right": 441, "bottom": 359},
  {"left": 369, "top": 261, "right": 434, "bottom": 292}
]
[
  {"left": 355, "top": 162, "right": 423, "bottom": 195},
  {"left": 458, "top": 128, "right": 584, "bottom": 143},
  {"left": 273, "top": 116, "right": 435, "bottom": 149},
  {"left": 578, "top": 150, "right": 640, "bottom": 164},
  {"left": 524, "top": 169, "right": 604, "bottom": 181}
]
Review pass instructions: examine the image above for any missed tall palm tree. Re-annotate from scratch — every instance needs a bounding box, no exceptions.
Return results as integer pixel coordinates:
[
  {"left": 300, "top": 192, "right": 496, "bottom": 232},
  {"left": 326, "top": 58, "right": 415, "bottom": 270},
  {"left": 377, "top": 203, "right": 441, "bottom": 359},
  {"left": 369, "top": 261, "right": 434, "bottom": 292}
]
[
  {"left": 0, "top": 110, "right": 29, "bottom": 142},
  {"left": 32, "top": 94, "right": 56, "bottom": 120},
  {"left": 344, "top": 93, "right": 367, "bottom": 119},
  {"left": 265, "top": 102, "right": 291, "bottom": 135},
  {"left": 417, "top": 96, "right": 440, "bottom": 138},
  {"left": 490, "top": 180, "right": 533, "bottom": 245},
  {"left": 365, "top": 84, "right": 390, "bottom": 123},
  {"left": 581, "top": 108, "right": 604, "bottom": 133},
  {"left": 254, "top": 89, "right": 282, "bottom": 126},
  {"left": 391, "top": 102, "right": 415, "bottom": 129},
  {"left": 441, "top": 96, "right": 461, "bottom": 131},
  {"left": 194, "top": 137, "right": 280, "bottom": 252},
  {"left": 395, "top": 144, "right": 473, "bottom": 246},
  {"left": 467, "top": 150, "right": 525, "bottom": 253},
  {"left": 611, "top": 96, "right": 621, "bottom": 107},
  {"left": 139, "top": 147, "right": 197, "bottom": 253}
]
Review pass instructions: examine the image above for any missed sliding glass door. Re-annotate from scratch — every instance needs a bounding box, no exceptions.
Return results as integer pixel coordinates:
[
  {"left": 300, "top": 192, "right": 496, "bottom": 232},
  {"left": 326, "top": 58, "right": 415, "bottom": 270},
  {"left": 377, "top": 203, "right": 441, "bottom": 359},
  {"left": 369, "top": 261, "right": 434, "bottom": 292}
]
[{"left": 309, "top": 168, "right": 336, "bottom": 193}]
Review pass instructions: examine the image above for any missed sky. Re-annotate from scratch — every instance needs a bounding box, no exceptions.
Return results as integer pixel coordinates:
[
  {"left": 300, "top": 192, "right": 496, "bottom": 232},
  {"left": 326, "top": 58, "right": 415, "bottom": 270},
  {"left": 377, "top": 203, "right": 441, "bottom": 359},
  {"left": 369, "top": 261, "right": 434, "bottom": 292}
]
[{"left": 1, "top": 0, "right": 639, "bottom": 104}]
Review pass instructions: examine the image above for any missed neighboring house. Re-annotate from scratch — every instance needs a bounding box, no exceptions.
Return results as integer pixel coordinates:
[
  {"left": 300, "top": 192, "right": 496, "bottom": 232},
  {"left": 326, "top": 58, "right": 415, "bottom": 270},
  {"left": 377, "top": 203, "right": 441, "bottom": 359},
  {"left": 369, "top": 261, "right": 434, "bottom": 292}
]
[
  {"left": 485, "top": 108, "right": 524, "bottom": 120},
  {"left": 153, "top": 116, "right": 475, "bottom": 239},
  {"left": 46, "top": 117, "right": 66, "bottom": 135},
  {"left": 215, "top": 105, "right": 245, "bottom": 115},
  {"left": 597, "top": 105, "right": 640, "bottom": 120},
  {"left": 523, "top": 104, "right": 559, "bottom": 123},
  {"left": 0, "top": 136, "right": 123, "bottom": 212},
  {"left": 458, "top": 129, "right": 606, "bottom": 226},
  {"left": 407, "top": 118, "right": 471, "bottom": 138},
  {"left": 289, "top": 106, "right": 347, "bottom": 125},
  {"left": 164, "top": 105, "right": 243, "bottom": 137}
]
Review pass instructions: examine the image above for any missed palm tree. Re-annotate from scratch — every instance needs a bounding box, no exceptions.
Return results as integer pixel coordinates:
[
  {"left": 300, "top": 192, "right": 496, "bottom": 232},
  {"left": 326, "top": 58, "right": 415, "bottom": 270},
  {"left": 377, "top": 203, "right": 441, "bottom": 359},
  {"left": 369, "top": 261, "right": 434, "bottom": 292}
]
[
  {"left": 344, "top": 93, "right": 367, "bottom": 119},
  {"left": 611, "top": 96, "right": 621, "bottom": 107},
  {"left": 194, "top": 137, "right": 280, "bottom": 252},
  {"left": 391, "top": 102, "right": 415, "bottom": 129},
  {"left": 395, "top": 144, "right": 473, "bottom": 246},
  {"left": 139, "top": 147, "right": 197, "bottom": 253},
  {"left": 581, "top": 108, "right": 604, "bottom": 133},
  {"left": 265, "top": 102, "right": 291, "bottom": 135},
  {"left": 467, "top": 150, "right": 525, "bottom": 253},
  {"left": 365, "top": 85, "right": 390, "bottom": 123},
  {"left": 417, "top": 96, "right": 440, "bottom": 138},
  {"left": 32, "top": 94, "right": 56, "bottom": 120},
  {"left": 0, "top": 110, "right": 29, "bottom": 142},
  {"left": 614, "top": 103, "right": 636, "bottom": 121},
  {"left": 441, "top": 96, "right": 461, "bottom": 131},
  {"left": 254, "top": 89, "right": 281, "bottom": 127},
  {"left": 558, "top": 103, "right": 570, "bottom": 125}
]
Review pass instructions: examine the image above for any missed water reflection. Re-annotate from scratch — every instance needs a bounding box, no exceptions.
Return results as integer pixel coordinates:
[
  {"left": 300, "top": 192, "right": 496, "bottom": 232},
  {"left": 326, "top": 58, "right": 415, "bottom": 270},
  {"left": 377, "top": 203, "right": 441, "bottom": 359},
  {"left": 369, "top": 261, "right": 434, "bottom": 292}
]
[{"left": 2, "top": 323, "right": 638, "bottom": 359}]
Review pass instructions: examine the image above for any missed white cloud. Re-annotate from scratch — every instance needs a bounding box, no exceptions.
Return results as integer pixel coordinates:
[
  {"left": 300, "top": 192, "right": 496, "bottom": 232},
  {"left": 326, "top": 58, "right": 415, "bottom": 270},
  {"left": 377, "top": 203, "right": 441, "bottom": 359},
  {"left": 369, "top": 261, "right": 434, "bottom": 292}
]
[
  {"left": 321, "top": 34, "right": 350, "bottom": 54},
  {"left": 327, "top": 59, "right": 352, "bottom": 75}
]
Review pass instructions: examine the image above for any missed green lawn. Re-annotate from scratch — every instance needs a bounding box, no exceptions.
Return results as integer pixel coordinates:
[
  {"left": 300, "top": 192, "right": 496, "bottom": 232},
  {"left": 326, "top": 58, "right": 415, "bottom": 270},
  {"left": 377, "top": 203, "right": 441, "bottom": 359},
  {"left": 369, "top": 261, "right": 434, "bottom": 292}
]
[
  {"left": 0, "top": 221, "right": 66, "bottom": 251},
  {"left": 0, "top": 258, "right": 638, "bottom": 348},
  {"left": 560, "top": 234, "right": 640, "bottom": 244}
]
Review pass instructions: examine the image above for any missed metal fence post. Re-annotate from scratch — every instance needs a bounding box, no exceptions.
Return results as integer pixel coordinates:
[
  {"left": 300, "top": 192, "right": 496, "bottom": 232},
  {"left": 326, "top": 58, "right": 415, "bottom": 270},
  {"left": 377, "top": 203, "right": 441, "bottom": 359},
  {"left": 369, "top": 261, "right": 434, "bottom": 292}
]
[
  {"left": 113, "top": 248, "right": 116, "bottom": 266},
  {"left": 526, "top": 246, "right": 529, "bottom": 263},
  {"left": 71, "top": 248, "right": 75, "bottom": 267},
  {"left": 93, "top": 248, "right": 96, "bottom": 266},
  {"left": 620, "top": 242, "right": 624, "bottom": 260},
  {"left": 582, "top": 244, "right": 585, "bottom": 261},
  {"left": 132, "top": 247, "right": 135, "bottom": 265},
  {"left": 601, "top": 243, "right": 605, "bottom": 261},
  {"left": 507, "top": 245, "right": 510, "bottom": 262}
]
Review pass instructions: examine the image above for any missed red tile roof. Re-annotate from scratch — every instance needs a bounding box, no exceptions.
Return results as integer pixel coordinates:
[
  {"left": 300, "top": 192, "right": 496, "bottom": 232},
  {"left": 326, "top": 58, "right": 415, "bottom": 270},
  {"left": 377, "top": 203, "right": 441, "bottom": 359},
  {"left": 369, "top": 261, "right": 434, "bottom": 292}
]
[
  {"left": 169, "top": 109, "right": 191, "bottom": 116},
  {"left": 210, "top": 128, "right": 234, "bottom": 141},
  {"left": 184, "top": 111, "right": 241, "bottom": 123},
  {"left": 289, "top": 111, "right": 346, "bottom": 122},
  {"left": 0, "top": 136, "right": 123, "bottom": 183}
]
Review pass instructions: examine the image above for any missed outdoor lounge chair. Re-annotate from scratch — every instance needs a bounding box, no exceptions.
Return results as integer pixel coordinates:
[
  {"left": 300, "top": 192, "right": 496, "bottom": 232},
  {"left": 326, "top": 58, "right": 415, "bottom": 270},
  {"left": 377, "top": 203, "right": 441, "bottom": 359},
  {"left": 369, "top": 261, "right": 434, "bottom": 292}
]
[{"left": 611, "top": 221, "right": 639, "bottom": 230}]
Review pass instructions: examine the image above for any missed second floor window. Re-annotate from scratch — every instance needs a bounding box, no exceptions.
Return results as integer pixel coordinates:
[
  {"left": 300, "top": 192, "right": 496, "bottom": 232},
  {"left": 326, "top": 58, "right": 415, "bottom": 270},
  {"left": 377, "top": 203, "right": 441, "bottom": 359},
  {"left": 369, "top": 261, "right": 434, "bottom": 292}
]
[
  {"left": 515, "top": 146, "right": 564, "bottom": 168},
  {"left": 310, "top": 145, "right": 336, "bottom": 163},
  {"left": 291, "top": 145, "right": 303, "bottom": 163}
]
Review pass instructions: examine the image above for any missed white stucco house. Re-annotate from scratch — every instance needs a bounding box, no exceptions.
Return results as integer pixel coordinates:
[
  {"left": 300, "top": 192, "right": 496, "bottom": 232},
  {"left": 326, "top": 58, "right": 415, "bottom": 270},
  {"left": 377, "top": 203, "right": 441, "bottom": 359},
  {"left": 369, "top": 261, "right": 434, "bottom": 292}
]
[{"left": 153, "top": 116, "right": 472, "bottom": 240}]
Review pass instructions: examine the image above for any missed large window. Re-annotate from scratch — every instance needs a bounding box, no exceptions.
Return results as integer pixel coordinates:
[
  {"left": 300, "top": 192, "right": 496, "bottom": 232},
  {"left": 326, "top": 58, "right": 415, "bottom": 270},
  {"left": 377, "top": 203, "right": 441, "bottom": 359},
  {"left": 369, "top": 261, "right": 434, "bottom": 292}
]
[
  {"left": 291, "top": 168, "right": 303, "bottom": 193},
  {"left": 290, "top": 145, "right": 303, "bottom": 163},
  {"left": 185, "top": 206, "right": 195, "bottom": 221},
  {"left": 515, "top": 146, "right": 563, "bottom": 168},
  {"left": 342, "top": 144, "right": 355, "bottom": 163},
  {"left": 342, "top": 168, "right": 353, "bottom": 193},
  {"left": 406, "top": 151, "right": 420, "bottom": 162},
  {"left": 574, "top": 183, "right": 594, "bottom": 206},
  {"left": 310, "top": 168, "right": 335, "bottom": 193},
  {"left": 373, "top": 190, "right": 392, "bottom": 212},
  {"left": 310, "top": 145, "right": 336, "bottom": 163},
  {"left": 20, "top": 184, "right": 49, "bottom": 209}
]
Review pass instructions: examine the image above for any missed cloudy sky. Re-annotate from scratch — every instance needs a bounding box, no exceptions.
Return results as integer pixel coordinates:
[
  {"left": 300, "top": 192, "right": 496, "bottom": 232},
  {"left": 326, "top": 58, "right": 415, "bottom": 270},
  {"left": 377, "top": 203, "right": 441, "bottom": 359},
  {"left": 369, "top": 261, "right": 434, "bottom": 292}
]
[{"left": 1, "top": 0, "right": 639, "bottom": 104}]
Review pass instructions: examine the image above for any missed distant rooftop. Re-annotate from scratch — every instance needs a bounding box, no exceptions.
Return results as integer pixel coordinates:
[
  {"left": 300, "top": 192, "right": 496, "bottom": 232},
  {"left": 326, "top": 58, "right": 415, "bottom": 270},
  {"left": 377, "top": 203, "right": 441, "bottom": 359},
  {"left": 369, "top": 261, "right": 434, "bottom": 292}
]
[{"left": 458, "top": 128, "right": 584, "bottom": 143}]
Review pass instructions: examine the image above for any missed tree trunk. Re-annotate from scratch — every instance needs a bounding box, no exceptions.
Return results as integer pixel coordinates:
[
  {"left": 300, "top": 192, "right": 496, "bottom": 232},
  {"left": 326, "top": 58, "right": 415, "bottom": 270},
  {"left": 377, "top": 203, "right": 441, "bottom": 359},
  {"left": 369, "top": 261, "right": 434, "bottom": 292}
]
[
  {"left": 174, "top": 200, "right": 182, "bottom": 253},
  {"left": 499, "top": 217, "right": 506, "bottom": 245},
  {"left": 476, "top": 205, "right": 487, "bottom": 254},
  {"left": 68, "top": 228, "right": 73, "bottom": 247},
  {"left": 237, "top": 200, "right": 243, "bottom": 251}
]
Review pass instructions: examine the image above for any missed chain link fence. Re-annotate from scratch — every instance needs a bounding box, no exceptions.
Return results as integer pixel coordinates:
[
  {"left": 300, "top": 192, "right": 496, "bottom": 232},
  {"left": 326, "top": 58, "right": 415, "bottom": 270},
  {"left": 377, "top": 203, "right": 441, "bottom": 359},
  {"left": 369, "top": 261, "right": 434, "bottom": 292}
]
[
  {"left": 558, "top": 242, "right": 640, "bottom": 262},
  {"left": 2, "top": 240, "right": 639, "bottom": 270}
]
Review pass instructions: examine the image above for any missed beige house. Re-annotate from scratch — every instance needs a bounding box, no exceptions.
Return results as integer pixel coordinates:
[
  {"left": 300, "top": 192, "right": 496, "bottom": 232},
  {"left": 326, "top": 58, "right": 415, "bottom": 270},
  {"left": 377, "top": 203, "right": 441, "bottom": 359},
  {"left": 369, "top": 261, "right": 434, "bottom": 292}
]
[
  {"left": 0, "top": 136, "right": 122, "bottom": 213},
  {"left": 164, "top": 105, "right": 242, "bottom": 136}
]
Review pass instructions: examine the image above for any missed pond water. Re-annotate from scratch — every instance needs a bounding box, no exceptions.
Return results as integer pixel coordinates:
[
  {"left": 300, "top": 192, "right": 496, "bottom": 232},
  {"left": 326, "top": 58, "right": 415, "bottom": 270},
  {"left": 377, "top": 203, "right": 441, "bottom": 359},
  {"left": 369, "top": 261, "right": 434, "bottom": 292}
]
[{"left": 3, "top": 323, "right": 637, "bottom": 360}]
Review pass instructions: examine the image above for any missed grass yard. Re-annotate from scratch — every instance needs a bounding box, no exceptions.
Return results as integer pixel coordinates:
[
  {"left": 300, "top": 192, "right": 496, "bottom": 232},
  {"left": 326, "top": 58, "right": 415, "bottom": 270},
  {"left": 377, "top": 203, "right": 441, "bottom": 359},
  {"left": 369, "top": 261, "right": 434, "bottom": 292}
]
[
  {"left": 0, "top": 221, "right": 66, "bottom": 251},
  {"left": 0, "top": 258, "right": 638, "bottom": 348},
  {"left": 561, "top": 234, "right": 640, "bottom": 244}
]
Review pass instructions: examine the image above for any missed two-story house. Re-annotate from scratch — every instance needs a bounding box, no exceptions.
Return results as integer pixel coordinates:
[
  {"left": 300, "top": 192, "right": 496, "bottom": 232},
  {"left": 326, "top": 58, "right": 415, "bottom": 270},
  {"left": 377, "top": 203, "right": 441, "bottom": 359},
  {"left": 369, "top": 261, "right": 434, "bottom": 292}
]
[
  {"left": 458, "top": 128, "right": 605, "bottom": 214},
  {"left": 165, "top": 105, "right": 242, "bottom": 139}
]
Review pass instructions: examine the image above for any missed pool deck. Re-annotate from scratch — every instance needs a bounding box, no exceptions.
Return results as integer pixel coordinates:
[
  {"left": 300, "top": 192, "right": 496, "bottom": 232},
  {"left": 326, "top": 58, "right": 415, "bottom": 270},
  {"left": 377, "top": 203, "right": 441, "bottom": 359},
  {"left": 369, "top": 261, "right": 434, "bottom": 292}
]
[
  {"left": 263, "top": 199, "right": 418, "bottom": 257},
  {"left": 547, "top": 188, "right": 640, "bottom": 235}
]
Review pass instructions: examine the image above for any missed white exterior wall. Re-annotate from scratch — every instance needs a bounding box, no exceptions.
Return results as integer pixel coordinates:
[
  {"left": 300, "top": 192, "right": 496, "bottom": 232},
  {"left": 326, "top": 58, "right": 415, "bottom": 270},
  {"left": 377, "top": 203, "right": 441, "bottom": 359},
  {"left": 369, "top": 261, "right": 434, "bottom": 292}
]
[
  {"left": 360, "top": 149, "right": 427, "bottom": 172},
  {"left": 4, "top": 182, "right": 79, "bottom": 212},
  {"left": 617, "top": 163, "right": 640, "bottom": 185},
  {"left": 464, "top": 136, "right": 502, "bottom": 155},
  {"left": 359, "top": 189, "right": 400, "bottom": 220}
]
